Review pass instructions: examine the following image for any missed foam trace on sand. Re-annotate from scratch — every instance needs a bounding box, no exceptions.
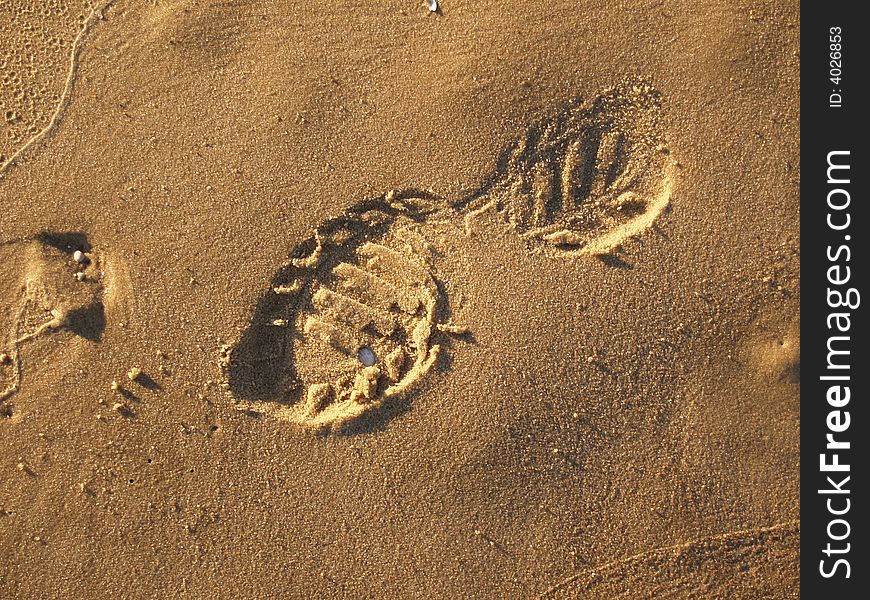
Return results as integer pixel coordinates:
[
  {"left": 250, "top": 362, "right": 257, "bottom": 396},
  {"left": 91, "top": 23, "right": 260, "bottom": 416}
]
[
  {"left": 222, "top": 193, "right": 453, "bottom": 433},
  {"left": 0, "top": 233, "right": 120, "bottom": 409},
  {"left": 0, "top": 1, "right": 116, "bottom": 174},
  {"left": 463, "top": 80, "right": 675, "bottom": 257}
]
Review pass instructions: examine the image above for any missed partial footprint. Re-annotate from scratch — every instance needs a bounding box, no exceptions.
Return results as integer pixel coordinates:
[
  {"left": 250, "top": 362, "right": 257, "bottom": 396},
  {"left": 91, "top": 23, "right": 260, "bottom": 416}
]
[
  {"left": 0, "top": 232, "right": 127, "bottom": 413},
  {"left": 225, "top": 80, "right": 675, "bottom": 433},
  {"left": 223, "top": 192, "right": 463, "bottom": 432},
  {"left": 462, "top": 80, "right": 675, "bottom": 257}
]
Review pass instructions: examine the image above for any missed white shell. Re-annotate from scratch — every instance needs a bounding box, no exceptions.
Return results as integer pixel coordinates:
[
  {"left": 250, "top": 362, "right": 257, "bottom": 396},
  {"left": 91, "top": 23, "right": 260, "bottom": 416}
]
[
  {"left": 426, "top": 0, "right": 438, "bottom": 12},
  {"left": 358, "top": 347, "right": 377, "bottom": 366},
  {"left": 73, "top": 250, "right": 85, "bottom": 263}
]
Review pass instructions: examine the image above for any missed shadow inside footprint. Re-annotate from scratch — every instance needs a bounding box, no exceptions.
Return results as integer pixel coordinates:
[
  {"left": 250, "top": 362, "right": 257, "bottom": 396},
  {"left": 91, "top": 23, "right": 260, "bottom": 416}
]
[
  {"left": 35, "top": 231, "right": 93, "bottom": 254},
  {"left": 65, "top": 302, "right": 106, "bottom": 342}
]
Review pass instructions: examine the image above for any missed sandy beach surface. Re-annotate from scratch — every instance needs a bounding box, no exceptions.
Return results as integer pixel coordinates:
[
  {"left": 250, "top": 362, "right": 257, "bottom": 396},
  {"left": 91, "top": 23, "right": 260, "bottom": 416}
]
[{"left": 2, "top": 1, "right": 799, "bottom": 597}]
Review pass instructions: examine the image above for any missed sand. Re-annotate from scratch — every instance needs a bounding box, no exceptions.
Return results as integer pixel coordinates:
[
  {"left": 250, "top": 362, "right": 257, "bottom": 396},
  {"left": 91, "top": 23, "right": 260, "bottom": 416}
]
[{"left": 1, "top": 0, "right": 799, "bottom": 598}]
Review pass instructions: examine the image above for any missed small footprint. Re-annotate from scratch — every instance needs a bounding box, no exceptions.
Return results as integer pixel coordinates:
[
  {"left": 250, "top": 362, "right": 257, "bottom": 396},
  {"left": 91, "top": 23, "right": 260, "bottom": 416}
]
[
  {"left": 0, "top": 232, "right": 128, "bottom": 411},
  {"left": 224, "top": 80, "right": 676, "bottom": 432}
]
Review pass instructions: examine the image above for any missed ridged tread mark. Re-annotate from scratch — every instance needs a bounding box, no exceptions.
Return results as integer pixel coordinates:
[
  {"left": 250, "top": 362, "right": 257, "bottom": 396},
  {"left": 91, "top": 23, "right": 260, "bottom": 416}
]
[
  {"left": 332, "top": 262, "right": 419, "bottom": 313},
  {"left": 462, "top": 80, "right": 675, "bottom": 257},
  {"left": 310, "top": 287, "right": 398, "bottom": 337},
  {"left": 222, "top": 192, "right": 454, "bottom": 433}
]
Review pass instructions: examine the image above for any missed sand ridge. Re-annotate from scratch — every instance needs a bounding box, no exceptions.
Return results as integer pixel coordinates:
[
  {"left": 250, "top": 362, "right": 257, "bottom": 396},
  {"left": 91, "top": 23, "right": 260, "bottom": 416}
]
[{"left": 540, "top": 521, "right": 800, "bottom": 599}]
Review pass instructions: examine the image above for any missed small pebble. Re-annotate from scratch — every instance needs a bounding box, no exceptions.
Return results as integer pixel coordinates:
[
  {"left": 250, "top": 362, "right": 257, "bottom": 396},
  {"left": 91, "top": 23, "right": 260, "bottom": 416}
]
[
  {"left": 74, "top": 272, "right": 86, "bottom": 282},
  {"left": 127, "top": 367, "right": 142, "bottom": 382},
  {"left": 426, "top": 0, "right": 438, "bottom": 11},
  {"left": 0, "top": 352, "right": 11, "bottom": 365},
  {"left": 358, "top": 347, "right": 377, "bottom": 366},
  {"left": 110, "top": 380, "right": 121, "bottom": 392},
  {"left": 73, "top": 250, "right": 85, "bottom": 263}
]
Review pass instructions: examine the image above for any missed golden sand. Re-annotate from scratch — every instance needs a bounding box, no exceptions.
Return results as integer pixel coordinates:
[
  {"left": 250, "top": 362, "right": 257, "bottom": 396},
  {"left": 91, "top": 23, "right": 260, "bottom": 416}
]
[{"left": 2, "top": 1, "right": 798, "bottom": 597}]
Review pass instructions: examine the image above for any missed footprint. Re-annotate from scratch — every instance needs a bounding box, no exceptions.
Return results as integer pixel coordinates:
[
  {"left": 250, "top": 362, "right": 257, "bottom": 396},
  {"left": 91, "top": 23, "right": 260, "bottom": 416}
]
[
  {"left": 461, "top": 80, "right": 675, "bottom": 257},
  {"left": 0, "top": 232, "right": 127, "bottom": 412},
  {"left": 223, "top": 192, "right": 464, "bottom": 432},
  {"left": 224, "top": 80, "right": 675, "bottom": 432}
]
